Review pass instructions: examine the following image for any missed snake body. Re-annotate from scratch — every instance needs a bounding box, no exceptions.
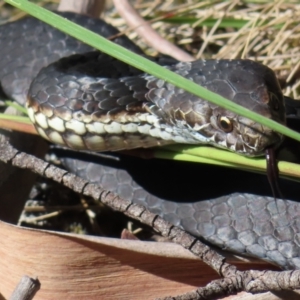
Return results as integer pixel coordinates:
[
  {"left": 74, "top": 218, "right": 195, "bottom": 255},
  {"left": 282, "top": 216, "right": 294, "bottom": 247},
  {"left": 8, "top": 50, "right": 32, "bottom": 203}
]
[
  {"left": 61, "top": 153, "right": 300, "bottom": 270},
  {"left": 1, "top": 12, "right": 299, "bottom": 269}
]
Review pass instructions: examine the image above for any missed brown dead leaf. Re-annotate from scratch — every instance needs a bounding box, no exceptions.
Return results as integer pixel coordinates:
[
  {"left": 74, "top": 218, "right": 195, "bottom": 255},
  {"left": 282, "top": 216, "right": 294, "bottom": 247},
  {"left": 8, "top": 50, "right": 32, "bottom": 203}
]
[{"left": 0, "top": 220, "right": 280, "bottom": 300}]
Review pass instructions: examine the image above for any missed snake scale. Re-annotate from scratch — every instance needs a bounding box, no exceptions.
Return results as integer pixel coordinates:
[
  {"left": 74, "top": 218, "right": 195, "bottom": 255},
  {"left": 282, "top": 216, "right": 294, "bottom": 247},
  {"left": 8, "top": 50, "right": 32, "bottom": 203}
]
[{"left": 1, "top": 11, "right": 300, "bottom": 269}]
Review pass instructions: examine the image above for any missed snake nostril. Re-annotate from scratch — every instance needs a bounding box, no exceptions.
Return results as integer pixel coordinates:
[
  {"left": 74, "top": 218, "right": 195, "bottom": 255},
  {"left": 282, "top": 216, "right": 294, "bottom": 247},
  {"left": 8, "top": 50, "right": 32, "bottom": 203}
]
[{"left": 270, "top": 94, "right": 280, "bottom": 111}]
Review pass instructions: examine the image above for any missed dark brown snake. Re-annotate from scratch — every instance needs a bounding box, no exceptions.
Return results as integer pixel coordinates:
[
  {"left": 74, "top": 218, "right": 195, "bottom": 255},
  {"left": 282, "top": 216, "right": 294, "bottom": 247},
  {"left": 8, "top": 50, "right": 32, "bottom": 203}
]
[{"left": 1, "top": 12, "right": 300, "bottom": 269}]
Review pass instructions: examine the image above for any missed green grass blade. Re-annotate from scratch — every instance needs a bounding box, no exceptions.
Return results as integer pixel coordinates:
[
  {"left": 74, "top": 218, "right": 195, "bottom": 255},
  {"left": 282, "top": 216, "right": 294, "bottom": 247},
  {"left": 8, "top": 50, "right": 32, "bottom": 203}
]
[
  {"left": 155, "top": 17, "right": 249, "bottom": 28},
  {"left": 0, "top": 113, "right": 32, "bottom": 123},
  {"left": 4, "top": 100, "right": 28, "bottom": 115},
  {"left": 157, "top": 17, "right": 287, "bottom": 29},
  {"left": 4, "top": 0, "right": 300, "bottom": 144}
]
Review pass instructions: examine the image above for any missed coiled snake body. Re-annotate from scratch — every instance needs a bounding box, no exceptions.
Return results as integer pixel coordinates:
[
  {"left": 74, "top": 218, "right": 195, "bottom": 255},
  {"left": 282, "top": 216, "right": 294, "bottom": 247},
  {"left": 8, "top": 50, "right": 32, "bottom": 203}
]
[{"left": 1, "top": 12, "right": 300, "bottom": 269}]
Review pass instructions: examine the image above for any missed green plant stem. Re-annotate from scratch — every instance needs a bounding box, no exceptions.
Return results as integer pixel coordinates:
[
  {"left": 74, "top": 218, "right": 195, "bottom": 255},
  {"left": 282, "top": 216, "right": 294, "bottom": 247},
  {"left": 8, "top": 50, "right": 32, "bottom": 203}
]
[
  {"left": 159, "top": 144, "right": 300, "bottom": 179},
  {"left": 4, "top": 101, "right": 28, "bottom": 115},
  {"left": 0, "top": 113, "right": 32, "bottom": 123}
]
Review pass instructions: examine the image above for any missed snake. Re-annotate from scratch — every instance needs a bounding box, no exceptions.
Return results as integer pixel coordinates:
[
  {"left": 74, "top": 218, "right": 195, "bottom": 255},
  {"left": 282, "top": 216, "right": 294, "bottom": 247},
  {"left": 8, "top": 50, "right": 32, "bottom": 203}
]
[{"left": 1, "top": 11, "right": 300, "bottom": 270}]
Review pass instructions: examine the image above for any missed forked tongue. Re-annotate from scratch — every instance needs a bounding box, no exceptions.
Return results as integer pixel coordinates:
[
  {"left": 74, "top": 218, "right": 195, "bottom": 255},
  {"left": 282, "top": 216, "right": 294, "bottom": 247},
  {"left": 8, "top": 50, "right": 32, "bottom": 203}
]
[{"left": 265, "top": 147, "right": 283, "bottom": 201}]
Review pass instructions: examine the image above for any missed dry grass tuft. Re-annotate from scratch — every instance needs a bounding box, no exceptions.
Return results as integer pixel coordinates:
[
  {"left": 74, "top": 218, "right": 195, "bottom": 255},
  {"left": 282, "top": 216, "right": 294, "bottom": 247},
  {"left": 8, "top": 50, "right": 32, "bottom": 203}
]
[{"left": 105, "top": 0, "right": 300, "bottom": 99}]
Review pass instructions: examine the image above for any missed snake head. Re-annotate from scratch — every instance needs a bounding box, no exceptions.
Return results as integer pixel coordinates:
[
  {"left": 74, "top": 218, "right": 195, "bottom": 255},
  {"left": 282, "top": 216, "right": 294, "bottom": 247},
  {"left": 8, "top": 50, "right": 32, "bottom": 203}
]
[
  {"left": 146, "top": 59, "right": 286, "bottom": 157},
  {"left": 203, "top": 83, "right": 286, "bottom": 156},
  {"left": 197, "top": 59, "right": 286, "bottom": 156}
]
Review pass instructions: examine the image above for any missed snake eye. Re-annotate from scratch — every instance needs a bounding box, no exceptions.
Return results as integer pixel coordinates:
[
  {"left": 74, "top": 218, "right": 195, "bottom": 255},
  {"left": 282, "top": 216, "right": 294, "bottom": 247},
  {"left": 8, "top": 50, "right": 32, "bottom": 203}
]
[{"left": 217, "top": 115, "right": 233, "bottom": 133}]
